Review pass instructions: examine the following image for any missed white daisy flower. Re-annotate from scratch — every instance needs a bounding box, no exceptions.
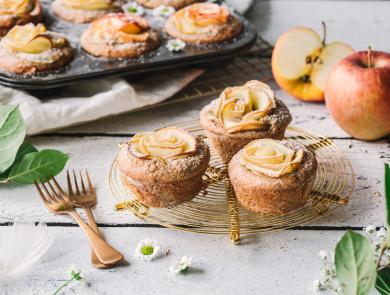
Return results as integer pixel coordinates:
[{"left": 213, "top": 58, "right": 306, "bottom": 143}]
[
  {"left": 363, "top": 225, "right": 376, "bottom": 234},
  {"left": 318, "top": 250, "right": 327, "bottom": 260},
  {"left": 122, "top": 2, "right": 145, "bottom": 16},
  {"left": 376, "top": 227, "right": 387, "bottom": 239},
  {"left": 169, "top": 256, "right": 192, "bottom": 275},
  {"left": 312, "top": 279, "right": 325, "bottom": 291},
  {"left": 153, "top": 5, "right": 175, "bottom": 17},
  {"left": 166, "top": 39, "right": 186, "bottom": 52},
  {"left": 134, "top": 239, "right": 162, "bottom": 261}
]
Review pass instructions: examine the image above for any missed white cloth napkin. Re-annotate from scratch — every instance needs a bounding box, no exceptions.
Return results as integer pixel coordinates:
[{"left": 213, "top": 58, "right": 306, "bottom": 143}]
[{"left": 0, "top": 69, "right": 203, "bottom": 135}]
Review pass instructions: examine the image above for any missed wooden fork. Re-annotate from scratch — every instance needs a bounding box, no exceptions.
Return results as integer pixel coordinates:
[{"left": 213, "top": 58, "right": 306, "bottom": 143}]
[
  {"left": 67, "top": 170, "right": 119, "bottom": 269},
  {"left": 35, "top": 178, "right": 124, "bottom": 266}
]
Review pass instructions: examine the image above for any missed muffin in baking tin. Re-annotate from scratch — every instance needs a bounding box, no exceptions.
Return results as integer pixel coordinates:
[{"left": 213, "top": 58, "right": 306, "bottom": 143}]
[
  {"left": 0, "top": 23, "right": 73, "bottom": 75},
  {"left": 81, "top": 13, "right": 160, "bottom": 58},
  {"left": 165, "top": 2, "right": 242, "bottom": 44},
  {"left": 0, "top": 0, "right": 42, "bottom": 37}
]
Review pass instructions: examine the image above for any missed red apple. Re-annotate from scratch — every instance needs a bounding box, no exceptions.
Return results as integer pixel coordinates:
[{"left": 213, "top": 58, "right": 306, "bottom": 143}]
[{"left": 325, "top": 50, "right": 390, "bottom": 140}]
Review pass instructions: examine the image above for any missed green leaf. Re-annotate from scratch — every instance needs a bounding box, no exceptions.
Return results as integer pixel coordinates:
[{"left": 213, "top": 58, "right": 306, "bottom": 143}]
[
  {"left": 0, "top": 143, "right": 38, "bottom": 181},
  {"left": 0, "top": 105, "right": 26, "bottom": 174},
  {"left": 376, "top": 267, "right": 390, "bottom": 295},
  {"left": 7, "top": 149, "right": 69, "bottom": 184},
  {"left": 335, "top": 230, "right": 377, "bottom": 295}
]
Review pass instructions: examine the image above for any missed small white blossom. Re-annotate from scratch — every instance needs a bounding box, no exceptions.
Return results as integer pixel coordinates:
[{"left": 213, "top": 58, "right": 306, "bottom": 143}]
[
  {"left": 376, "top": 227, "right": 387, "bottom": 239},
  {"left": 363, "top": 225, "right": 376, "bottom": 234},
  {"left": 313, "top": 279, "right": 326, "bottom": 291},
  {"left": 122, "top": 2, "right": 145, "bottom": 16},
  {"left": 318, "top": 250, "right": 327, "bottom": 260},
  {"left": 153, "top": 5, "right": 175, "bottom": 17},
  {"left": 166, "top": 39, "right": 186, "bottom": 52},
  {"left": 169, "top": 256, "right": 192, "bottom": 275},
  {"left": 134, "top": 239, "right": 162, "bottom": 261}
]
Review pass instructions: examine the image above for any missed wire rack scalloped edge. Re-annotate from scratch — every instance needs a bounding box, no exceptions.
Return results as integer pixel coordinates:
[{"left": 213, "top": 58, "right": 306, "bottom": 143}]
[{"left": 109, "top": 121, "right": 355, "bottom": 244}]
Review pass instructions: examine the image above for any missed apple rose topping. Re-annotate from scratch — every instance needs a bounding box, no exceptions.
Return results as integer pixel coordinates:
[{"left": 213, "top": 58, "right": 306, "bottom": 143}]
[
  {"left": 214, "top": 80, "right": 276, "bottom": 133},
  {"left": 129, "top": 127, "right": 197, "bottom": 160},
  {"left": 0, "top": 0, "right": 32, "bottom": 15},
  {"left": 61, "top": 0, "right": 112, "bottom": 10},
  {"left": 240, "top": 139, "right": 304, "bottom": 178},
  {"left": 2, "top": 23, "right": 54, "bottom": 54},
  {"left": 174, "top": 3, "right": 229, "bottom": 34},
  {"left": 91, "top": 14, "right": 149, "bottom": 43}
]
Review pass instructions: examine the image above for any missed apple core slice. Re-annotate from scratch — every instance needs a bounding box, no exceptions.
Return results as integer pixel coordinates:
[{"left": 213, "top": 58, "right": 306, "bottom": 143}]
[
  {"left": 273, "top": 27, "right": 322, "bottom": 79},
  {"left": 311, "top": 42, "right": 354, "bottom": 91}
]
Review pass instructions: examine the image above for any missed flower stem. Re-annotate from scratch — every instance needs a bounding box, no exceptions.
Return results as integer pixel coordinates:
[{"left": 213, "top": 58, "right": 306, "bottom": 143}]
[{"left": 53, "top": 278, "right": 75, "bottom": 295}]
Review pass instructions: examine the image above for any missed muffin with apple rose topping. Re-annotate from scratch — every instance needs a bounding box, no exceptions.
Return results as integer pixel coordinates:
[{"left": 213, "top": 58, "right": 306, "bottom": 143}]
[
  {"left": 136, "top": 0, "right": 202, "bottom": 9},
  {"left": 81, "top": 13, "right": 160, "bottom": 58},
  {"left": 200, "top": 80, "right": 292, "bottom": 163},
  {"left": 0, "top": 23, "right": 73, "bottom": 75},
  {"left": 0, "top": 0, "right": 42, "bottom": 37},
  {"left": 165, "top": 2, "right": 241, "bottom": 44},
  {"left": 52, "top": 0, "right": 121, "bottom": 24},
  {"left": 229, "top": 139, "right": 317, "bottom": 214},
  {"left": 117, "top": 127, "right": 210, "bottom": 208}
]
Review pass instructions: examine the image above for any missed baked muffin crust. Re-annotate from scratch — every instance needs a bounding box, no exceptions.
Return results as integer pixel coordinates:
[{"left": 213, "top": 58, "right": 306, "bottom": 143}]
[
  {"left": 81, "top": 13, "right": 160, "bottom": 58},
  {"left": 118, "top": 128, "right": 210, "bottom": 207},
  {"left": 0, "top": 0, "right": 42, "bottom": 36},
  {"left": 136, "top": 0, "right": 203, "bottom": 9},
  {"left": 229, "top": 141, "right": 317, "bottom": 214},
  {"left": 165, "top": 3, "right": 242, "bottom": 44}
]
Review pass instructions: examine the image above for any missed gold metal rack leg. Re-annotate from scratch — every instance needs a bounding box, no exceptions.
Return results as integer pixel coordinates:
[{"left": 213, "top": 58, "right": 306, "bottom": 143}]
[{"left": 224, "top": 178, "right": 241, "bottom": 245}]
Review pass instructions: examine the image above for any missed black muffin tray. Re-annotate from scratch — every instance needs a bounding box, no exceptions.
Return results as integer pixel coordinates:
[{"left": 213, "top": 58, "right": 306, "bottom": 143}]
[{"left": 0, "top": 0, "right": 257, "bottom": 89}]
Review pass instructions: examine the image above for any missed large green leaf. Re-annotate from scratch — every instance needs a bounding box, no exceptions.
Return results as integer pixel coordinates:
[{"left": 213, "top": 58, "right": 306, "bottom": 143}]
[
  {"left": 7, "top": 149, "right": 69, "bottom": 184},
  {"left": 376, "top": 267, "right": 390, "bottom": 295},
  {"left": 0, "top": 143, "right": 38, "bottom": 181},
  {"left": 0, "top": 105, "right": 26, "bottom": 174},
  {"left": 335, "top": 230, "right": 377, "bottom": 295}
]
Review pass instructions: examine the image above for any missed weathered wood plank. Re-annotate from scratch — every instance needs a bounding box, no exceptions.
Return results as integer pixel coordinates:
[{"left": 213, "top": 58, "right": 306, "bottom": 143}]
[
  {"left": 52, "top": 87, "right": 351, "bottom": 138},
  {"left": 1, "top": 227, "right": 345, "bottom": 295},
  {"left": 0, "top": 136, "right": 388, "bottom": 227}
]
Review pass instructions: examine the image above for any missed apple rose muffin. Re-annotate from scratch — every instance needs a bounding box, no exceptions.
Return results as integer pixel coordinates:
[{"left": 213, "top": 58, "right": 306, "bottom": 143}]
[
  {"left": 229, "top": 139, "right": 317, "bottom": 214},
  {"left": 200, "top": 80, "right": 292, "bottom": 163},
  {"left": 52, "top": 0, "right": 120, "bottom": 24},
  {"left": 117, "top": 127, "right": 210, "bottom": 208},
  {"left": 0, "top": 23, "right": 74, "bottom": 75},
  {"left": 165, "top": 2, "right": 242, "bottom": 44},
  {"left": 81, "top": 13, "right": 160, "bottom": 58},
  {"left": 0, "top": 0, "right": 42, "bottom": 37},
  {"left": 136, "top": 0, "right": 202, "bottom": 9}
]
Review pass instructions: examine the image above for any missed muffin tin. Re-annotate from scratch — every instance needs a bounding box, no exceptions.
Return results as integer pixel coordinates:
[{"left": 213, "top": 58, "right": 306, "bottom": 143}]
[{"left": 0, "top": 0, "right": 257, "bottom": 90}]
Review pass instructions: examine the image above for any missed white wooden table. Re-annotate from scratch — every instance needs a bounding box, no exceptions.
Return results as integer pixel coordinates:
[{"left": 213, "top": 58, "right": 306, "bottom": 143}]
[{"left": 2, "top": 1, "right": 390, "bottom": 294}]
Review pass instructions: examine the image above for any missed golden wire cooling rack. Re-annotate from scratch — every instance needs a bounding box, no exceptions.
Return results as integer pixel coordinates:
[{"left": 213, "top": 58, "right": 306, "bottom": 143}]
[{"left": 110, "top": 120, "right": 354, "bottom": 244}]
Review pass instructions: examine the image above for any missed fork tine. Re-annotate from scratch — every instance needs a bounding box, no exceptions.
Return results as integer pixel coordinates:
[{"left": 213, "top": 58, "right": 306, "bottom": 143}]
[
  {"left": 47, "top": 179, "right": 63, "bottom": 200},
  {"left": 52, "top": 177, "right": 66, "bottom": 196},
  {"left": 67, "top": 170, "right": 74, "bottom": 195},
  {"left": 79, "top": 170, "right": 87, "bottom": 194},
  {"left": 85, "top": 169, "right": 94, "bottom": 193},
  {"left": 73, "top": 170, "right": 80, "bottom": 195},
  {"left": 34, "top": 181, "right": 51, "bottom": 204},
  {"left": 40, "top": 180, "right": 58, "bottom": 203}
]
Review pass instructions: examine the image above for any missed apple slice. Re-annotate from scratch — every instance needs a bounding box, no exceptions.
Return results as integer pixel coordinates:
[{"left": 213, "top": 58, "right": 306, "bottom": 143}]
[{"left": 272, "top": 25, "right": 354, "bottom": 102}]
